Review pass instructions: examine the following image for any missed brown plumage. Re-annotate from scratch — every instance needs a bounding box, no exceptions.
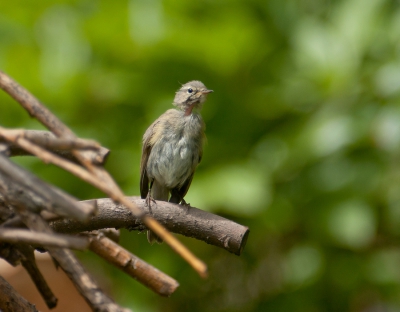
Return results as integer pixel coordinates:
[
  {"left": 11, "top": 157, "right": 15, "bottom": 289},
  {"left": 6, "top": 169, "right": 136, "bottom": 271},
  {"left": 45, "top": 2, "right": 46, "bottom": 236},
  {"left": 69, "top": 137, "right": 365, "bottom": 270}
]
[{"left": 140, "top": 80, "right": 213, "bottom": 243}]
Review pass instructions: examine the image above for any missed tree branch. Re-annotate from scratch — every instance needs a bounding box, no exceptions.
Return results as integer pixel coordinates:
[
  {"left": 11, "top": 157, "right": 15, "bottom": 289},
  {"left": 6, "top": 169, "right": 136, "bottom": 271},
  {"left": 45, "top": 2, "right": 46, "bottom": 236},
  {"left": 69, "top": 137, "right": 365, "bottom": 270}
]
[
  {"left": 0, "top": 276, "right": 39, "bottom": 312},
  {"left": 1, "top": 129, "right": 110, "bottom": 165},
  {"left": 0, "top": 243, "right": 58, "bottom": 309},
  {"left": 18, "top": 245, "right": 59, "bottom": 309},
  {"left": 88, "top": 234, "right": 179, "bottom": 296},
  {"left": 14, "top": 205, "right": 131, "bottom": 312},
  {"left": 0, "top": 228, "right": 88, "bottom": 249},
  {"left": 52, "top": 197, "right": 250, "bottom": 256},
  {"left": 0, "top": 154, "right": 96, "bottom": 221}
]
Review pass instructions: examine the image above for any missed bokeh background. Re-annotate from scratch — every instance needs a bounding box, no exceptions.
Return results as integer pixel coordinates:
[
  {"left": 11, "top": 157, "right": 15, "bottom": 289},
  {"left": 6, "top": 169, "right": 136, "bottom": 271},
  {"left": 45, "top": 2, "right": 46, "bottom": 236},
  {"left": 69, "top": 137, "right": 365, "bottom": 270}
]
[{"left": 1, "top": 0, "right": 400, "bottom": 311}]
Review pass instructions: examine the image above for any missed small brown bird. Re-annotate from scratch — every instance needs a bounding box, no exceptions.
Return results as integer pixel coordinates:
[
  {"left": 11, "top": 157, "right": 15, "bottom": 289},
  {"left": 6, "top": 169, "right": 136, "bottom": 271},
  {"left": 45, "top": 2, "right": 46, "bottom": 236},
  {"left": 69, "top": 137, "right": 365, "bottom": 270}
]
[{"left": 140, "top": 80, "right": 213, "bottom": 243}]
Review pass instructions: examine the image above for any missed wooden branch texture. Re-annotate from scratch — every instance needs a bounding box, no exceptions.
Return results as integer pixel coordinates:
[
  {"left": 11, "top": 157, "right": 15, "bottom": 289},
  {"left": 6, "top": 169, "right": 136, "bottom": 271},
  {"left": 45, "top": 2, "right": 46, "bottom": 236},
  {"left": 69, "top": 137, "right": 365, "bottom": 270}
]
[
  {"left": 53, "top": 197, "right": 249, "bottom": 256},
  {"left": 3, "top": 130, "right": 110, "bottom": 165},
  {"left": 0, "top": 228, "right": 88, "bottom": 249},
  {"left": 0, "top": 154, "right": 96, "bottom": 221},
  {"left": 89, "top": 234, "right": 179, "bottom": 296},
  {"left": 13, "top": 205, "right": 130, "bottom": 312},
  {"left": 0, "top": 276, "right": 39, "bottom": 312}
]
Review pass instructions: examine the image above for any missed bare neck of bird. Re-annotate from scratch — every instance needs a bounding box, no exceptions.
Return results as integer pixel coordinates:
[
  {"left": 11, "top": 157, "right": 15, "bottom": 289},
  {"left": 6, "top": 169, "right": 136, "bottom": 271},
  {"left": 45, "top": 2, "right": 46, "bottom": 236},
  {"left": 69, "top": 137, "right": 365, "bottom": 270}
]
[{"left": 184, "top": 103, "right": 196, "bottom": 116}]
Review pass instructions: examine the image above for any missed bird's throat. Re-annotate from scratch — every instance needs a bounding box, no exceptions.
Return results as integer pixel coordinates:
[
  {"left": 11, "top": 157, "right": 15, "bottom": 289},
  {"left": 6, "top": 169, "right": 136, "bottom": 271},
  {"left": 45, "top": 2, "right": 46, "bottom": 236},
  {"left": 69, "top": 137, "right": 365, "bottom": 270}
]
[{"left": 184, "top": 103, "right": 196, "bottom": 116}]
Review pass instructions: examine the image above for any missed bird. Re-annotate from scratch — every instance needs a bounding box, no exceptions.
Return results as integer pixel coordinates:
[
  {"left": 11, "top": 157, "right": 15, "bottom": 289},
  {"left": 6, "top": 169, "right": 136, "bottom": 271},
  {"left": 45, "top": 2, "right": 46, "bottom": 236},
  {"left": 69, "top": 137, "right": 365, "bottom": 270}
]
[{"left": 140, "top": 80, "right": 213, "bottom": 243}]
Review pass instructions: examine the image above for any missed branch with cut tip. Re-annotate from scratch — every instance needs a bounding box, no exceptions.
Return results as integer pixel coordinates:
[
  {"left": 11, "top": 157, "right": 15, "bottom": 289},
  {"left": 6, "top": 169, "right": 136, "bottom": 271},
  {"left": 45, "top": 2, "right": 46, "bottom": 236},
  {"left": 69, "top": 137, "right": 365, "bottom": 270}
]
[
  {"left": 52, "top": 197, "right": 250, "bottom": 256},
  {"left": 88, "top": 234, "right": 179, "bottom": 296}
]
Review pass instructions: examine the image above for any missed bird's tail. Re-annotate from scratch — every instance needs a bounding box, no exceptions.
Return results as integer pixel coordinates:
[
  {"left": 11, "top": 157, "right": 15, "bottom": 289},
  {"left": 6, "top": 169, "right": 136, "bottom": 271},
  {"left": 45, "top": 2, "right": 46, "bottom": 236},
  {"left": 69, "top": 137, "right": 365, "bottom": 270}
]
[{"left": 147, "top": 180, "right": 169, "bottom": 244}]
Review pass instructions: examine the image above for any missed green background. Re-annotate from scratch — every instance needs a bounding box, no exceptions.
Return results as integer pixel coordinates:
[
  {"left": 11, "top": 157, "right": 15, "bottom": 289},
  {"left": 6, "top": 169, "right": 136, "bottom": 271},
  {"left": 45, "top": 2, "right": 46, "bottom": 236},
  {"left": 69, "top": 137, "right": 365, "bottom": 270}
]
[{"left": 2, "top": 0, "right": 400, "bottom": 311}]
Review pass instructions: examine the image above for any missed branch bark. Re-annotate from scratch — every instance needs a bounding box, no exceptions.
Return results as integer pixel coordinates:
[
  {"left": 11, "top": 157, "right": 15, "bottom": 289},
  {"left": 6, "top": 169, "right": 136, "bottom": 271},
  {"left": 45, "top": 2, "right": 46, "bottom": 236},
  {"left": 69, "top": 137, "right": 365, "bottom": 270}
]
[
  {"left": 0, "top": 276, "right": 39, "bottom": 312},
  {"left": 0, "top": 153, "right": 96, "bottom": 221},
  {"left": 14, "top": 205, "right": 131, "bottom": 312},
  {"left": 52, "top": 197, "right": 250, "bottom": 256},
  {"left": 0, "top": 243, "right": 58, "bottom": 309},
  {"left": 89, "top": 234, "right": 179, "bottom": 296},
  {"left": 2, "top": 130, "right": 110, "bottom": 165},
  {"left": 18, "top": 245, "right": 58, "bottom": 309},
  {"left": 0, "top": 228, "right": 88, "bottom": 249}
]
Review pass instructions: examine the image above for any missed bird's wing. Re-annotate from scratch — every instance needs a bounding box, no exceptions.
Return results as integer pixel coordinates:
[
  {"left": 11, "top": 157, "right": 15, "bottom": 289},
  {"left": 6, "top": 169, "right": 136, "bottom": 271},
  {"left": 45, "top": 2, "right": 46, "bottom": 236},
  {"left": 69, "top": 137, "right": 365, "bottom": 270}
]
[
  {"left": 140, "top": 119, "right": 159, "bottom": 199},
  {"left": 170, "top": 172, "right": 194, "bottom": 204}
]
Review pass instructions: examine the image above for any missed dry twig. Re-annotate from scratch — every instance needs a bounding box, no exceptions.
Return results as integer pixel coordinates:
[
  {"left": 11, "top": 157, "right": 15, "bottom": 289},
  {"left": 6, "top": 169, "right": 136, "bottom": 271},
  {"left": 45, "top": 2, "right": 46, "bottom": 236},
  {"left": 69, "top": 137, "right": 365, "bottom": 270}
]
[
  {"left": 4, "top": 130, "right": 110, "bottom": 165},
  {"left": 0, "top": 228, "right": 88, "bottom": 249},
  {"left": 0, "top": 243, "right": 58, "bottom": 309},
  {"left": 88, "top": 233, "right": 179, "bottom": 297}
]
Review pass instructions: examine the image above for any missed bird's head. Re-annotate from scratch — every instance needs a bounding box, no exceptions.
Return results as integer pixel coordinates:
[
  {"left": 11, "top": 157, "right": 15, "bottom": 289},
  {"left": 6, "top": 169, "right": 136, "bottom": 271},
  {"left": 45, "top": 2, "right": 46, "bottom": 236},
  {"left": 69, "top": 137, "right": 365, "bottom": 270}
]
[{"left": 173, "top": 80, "right": 213, "bottom": 114}]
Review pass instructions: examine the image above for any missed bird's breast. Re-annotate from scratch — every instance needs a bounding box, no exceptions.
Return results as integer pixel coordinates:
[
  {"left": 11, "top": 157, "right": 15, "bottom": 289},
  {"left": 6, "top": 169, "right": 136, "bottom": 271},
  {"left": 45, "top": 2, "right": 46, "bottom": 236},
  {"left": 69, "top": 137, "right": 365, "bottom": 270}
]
[{"left": 146, "top": 114, "right": 204, "bottom": 188}]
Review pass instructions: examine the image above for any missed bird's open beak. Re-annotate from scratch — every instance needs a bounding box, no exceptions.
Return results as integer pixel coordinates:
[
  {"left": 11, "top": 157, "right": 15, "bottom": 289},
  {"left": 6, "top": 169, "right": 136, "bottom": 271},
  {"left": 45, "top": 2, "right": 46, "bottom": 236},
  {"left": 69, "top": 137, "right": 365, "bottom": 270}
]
[{"left": 201, "top": 89, "right": 213, "bottom": 94}]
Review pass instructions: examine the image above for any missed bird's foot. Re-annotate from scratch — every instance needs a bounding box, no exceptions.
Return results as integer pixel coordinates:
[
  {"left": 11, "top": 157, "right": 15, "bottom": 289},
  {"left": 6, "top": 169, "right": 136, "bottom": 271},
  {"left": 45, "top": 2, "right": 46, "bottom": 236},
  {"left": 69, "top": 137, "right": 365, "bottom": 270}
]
[
  {"left": 181, "top": 199, "right": 191, "bottom": 214},
  {"left": 145, "top": 192, "right": 156, "bottom": 214},
  {"left": 180, "top": 199, "right": 191, "bottom": 208}
]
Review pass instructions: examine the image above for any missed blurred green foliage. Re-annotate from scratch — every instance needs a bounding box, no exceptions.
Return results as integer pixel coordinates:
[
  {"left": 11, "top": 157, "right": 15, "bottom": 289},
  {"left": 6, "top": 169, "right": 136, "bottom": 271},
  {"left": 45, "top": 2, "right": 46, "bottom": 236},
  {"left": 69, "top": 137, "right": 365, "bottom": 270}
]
[{"left": 2, "top": 0, "right": 400, "bottom": 311}]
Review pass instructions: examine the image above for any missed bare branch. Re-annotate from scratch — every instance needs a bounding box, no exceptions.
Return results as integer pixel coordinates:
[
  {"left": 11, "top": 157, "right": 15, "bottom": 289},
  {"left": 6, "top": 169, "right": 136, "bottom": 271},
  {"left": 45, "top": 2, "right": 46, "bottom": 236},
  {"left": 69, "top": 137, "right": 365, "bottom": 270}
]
[
  {"left": 52, "top": 197, "right": 250, "bottom": 256},
  {"left": 0, "top": 276, "right": 39, "bottom": 312},
  {"left": 1, "top": 130, "right": 110, "bottom": 165},
  {"left": 49, "top": 248, "right": 131, "bottom": 312},
  {"left": 88, "top": 234, "right": 179, "bottom": 296},
  {"left": 0, "top": 128, "right": 100, "bottom": 150},
  {"left": 14, "top": 205, "right": 131, "bottom": 312},
  {"left": 18, "top": 245, "right": 58, "bottom": 309},
  {"left": 0, "top": 243, "right": 58, "bottom": 309},
  {"left": 0, "top": 71, "right": 75, "bottom": 138},
  {"left": 0, "top": 154, "right": 96, "bottom": 221},
  {"left": 0, "top": 228, "right": 88, "bottom": 249}
]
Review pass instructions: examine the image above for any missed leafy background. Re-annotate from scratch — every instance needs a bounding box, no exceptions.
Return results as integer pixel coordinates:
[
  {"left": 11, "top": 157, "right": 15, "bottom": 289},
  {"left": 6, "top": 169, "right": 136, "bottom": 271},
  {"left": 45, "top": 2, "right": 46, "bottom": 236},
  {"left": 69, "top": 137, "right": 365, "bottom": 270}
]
[{"left": 2, "top": 0, "right": 400, "bottom": 311}]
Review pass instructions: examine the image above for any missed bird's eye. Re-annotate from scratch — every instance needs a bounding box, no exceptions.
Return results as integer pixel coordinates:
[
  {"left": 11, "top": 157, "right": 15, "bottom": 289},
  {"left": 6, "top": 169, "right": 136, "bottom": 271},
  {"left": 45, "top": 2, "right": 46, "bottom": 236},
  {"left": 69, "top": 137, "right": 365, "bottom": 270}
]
[{"left": 187, "top": 88, "right": 193, "bottom": 94}]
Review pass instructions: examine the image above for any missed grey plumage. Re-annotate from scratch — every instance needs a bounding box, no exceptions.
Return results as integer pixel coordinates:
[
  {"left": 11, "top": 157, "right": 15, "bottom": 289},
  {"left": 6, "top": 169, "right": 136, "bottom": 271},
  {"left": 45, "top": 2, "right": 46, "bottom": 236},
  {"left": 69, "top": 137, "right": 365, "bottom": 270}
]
[{"left": 140, "top": 80, "right": 212, "bottom": 243}]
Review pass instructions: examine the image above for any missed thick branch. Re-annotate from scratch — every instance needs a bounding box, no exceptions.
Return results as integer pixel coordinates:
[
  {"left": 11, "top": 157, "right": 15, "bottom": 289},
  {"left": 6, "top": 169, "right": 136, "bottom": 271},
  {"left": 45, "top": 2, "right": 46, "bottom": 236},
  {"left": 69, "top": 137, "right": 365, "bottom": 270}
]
[
  {"left": 0, "top": 276, "right": 39, "bottom": 312},
  {"left": 89, "top": 234, "right": 179, "bottom": 296},
  {"left": 0, "top": 154, "right": 96, "bottom": 221},
  {"left": 52, "top": 197, "right": 250, "bottom": 256}
]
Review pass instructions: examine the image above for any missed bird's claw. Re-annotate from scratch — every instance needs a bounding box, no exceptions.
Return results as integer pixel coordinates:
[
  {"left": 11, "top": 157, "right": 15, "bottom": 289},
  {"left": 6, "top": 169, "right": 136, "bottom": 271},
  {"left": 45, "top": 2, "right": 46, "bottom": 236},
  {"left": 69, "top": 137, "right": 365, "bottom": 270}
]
[
  {"left": 181, "top": 199, "right": 191, "bottom": 207},
  {"left": 181, "top": 199, "right": 190, "bottom": 211},
  {"left": 145, "top": 192, "right": 156, "bottom": 214}
]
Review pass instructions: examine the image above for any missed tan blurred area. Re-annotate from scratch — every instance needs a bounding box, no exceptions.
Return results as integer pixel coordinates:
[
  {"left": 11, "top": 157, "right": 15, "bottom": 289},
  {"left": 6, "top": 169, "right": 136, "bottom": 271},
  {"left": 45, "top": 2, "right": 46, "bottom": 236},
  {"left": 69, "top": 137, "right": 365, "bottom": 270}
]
[{"left": 0, "top": 252, "right": 91, "bottom": 312}]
